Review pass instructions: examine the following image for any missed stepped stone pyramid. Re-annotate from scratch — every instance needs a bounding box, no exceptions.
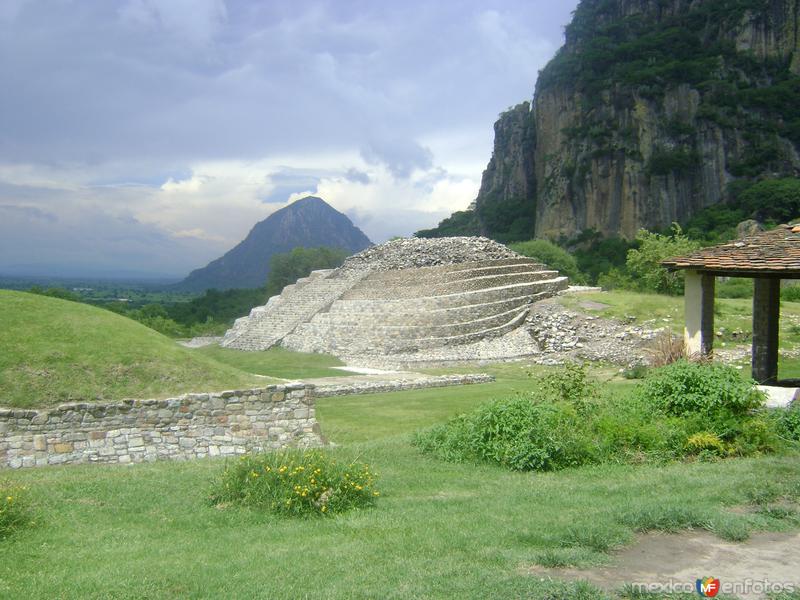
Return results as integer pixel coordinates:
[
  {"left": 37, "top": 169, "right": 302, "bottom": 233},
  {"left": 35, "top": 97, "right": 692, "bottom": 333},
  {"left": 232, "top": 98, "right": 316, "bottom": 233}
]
[{"left": 221, "top": 237, "right": 568, "bottom": 359}]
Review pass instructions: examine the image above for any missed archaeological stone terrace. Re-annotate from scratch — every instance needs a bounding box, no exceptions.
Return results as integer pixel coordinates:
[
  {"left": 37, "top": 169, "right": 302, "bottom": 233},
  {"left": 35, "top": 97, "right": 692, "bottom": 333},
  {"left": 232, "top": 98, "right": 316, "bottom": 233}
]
[{"left": 222, "top": 237, "right": 569, "bottom": 363}]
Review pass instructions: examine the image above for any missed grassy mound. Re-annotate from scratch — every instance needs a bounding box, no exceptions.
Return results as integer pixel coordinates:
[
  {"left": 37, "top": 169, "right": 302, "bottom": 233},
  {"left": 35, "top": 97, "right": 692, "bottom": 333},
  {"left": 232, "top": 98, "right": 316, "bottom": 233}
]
[
  {"left": 0, "top": 291, "right": 261, "bottom": 408},
  {"left": 195, "top": 345, "right": 350, "bottom": 379}
]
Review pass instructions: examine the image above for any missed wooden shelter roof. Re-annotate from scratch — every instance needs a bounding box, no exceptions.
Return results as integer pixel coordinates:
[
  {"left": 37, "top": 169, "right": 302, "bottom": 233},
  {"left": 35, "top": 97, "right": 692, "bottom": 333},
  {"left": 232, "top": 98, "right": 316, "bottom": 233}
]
[{"left": 661, "top": 224, "right": 800, "bottom": 277}]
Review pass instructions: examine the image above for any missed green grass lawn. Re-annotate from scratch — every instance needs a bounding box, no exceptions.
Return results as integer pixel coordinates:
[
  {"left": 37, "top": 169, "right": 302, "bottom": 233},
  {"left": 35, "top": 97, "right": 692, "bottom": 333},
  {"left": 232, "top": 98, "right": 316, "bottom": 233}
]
[
  {"left": 2, "top": 365, "right": 798, "bottom": 599},
  {"left": 0, "top": 291, "right": 267, "bottom": 408},
  {"left": 558, "top": 290, "right": 800, "bottom": 342},
  {"left": 2, "top": 443, "right": 798, "bottom": 599},
  {"left": 559, "top": 290, "right": 800, "bottom": 378},
  {"left": 194, "top": 345, "right": 352, "bottom": 380},
  {"left": 318, "top": 363, "right": 635, "bottom": 444},
  {"left": 2, "top": 288, "right": 800, "bottom": 598}
]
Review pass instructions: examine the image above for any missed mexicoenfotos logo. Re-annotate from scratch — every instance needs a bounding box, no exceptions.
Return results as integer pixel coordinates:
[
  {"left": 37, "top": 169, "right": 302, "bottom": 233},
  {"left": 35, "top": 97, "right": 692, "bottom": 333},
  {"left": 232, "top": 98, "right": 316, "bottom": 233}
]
[{"left": 696, "top": 577, "right": 721, "bottom": 597}]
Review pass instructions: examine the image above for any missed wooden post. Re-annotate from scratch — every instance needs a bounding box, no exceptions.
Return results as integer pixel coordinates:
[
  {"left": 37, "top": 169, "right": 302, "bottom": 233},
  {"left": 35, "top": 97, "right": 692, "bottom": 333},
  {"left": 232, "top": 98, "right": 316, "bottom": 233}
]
[
  {"left": 684, "top": 270, "right": 715, "bottom": 357},
  {"left": 752, "top": 277, "right": 780, "bottom": 384}
]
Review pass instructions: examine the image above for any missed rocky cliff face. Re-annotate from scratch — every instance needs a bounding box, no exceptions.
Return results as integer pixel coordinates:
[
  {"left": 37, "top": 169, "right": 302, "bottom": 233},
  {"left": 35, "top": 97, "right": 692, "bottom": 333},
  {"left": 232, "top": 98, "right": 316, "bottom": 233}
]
[
  {"left": 473, "top": 103, "right": 536, "bottom": 228},
  {"left": 468, "top": 0, "right": 800, "bottom": 242}
]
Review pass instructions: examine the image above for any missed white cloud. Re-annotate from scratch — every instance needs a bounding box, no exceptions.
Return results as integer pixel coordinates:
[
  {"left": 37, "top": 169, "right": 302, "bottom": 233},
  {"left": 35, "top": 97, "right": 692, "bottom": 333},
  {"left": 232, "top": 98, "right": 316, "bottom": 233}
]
[{"left": 0, "top": 0, "right": 578, "bottom": 276}]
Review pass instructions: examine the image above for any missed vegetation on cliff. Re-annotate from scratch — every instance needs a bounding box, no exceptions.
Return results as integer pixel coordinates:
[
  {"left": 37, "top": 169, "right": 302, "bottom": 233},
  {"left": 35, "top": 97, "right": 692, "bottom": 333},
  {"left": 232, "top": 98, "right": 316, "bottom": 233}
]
[{"left": 419, "top": 0, "right": 800, "bottom": 261}]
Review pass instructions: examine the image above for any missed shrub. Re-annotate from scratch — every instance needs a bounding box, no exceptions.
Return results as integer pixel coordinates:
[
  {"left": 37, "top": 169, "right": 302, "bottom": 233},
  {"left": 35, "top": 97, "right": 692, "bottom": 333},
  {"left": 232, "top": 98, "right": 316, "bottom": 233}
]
[
  {"left": 717, "top": 278, "right": 754, "bottom": 299},
  {"left": 624, "top": 225, "right": 701, "bottom": 295},
  {"left": 637, "top": 360, "right": 764, "bottom": 419},
  {"left": 740, "top": 178, "right": 800, "bottom": 224},
  {"left": 415, "top": 363, "right": 782, "bottom": 474},
  {"left": 727, "top": 416, "right": 782, "bottom": 456},
  {"left": 538, "top": 362, "right": 596, "bottom": 408},
  {"left": 646, "top": 330, "right": 685, "bottom": 367},
  {"left": 647, "top": 147, "right": 700, "bottom": 176},
  {"left": 0, "top": 482, "right": 32, "bottom": 539},
  {"left": 509, "top": 239, "right": 584, "bottom": 283},
  {"left": 772, "top": 403, "right": 800, "bottom": 442},
  {"left": 685, "top": 431, "right": 726, "bottom": 457},
  {"left": 596, "top": 267, "right": 635, "bottom": 291},
  {"left": 209, "top": 450, "right": 379, "bottom": 517},
  {"left": 412, "top": 396, "right": 597, "bottom": 472},
  {"left": 782, "top": 284, "right": 800, "bottom": 302}
]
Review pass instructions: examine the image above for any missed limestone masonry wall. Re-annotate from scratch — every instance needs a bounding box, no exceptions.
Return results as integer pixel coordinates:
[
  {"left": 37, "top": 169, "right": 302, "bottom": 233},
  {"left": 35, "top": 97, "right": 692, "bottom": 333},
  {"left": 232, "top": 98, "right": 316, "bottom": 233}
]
[
  {"left": 313, "top": 373, "right": 494, "bottom": 397},
  {"left": 0, "top": 383, "right": 322, "bottom": 469}
]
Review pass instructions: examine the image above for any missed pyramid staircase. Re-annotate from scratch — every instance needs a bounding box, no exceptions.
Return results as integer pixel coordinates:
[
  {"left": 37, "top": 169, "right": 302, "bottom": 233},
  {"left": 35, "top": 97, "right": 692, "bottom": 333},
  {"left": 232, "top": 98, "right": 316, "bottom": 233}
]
[
  {"left": 220, "top": 269, "right": 368, "bottom": 350},
  {"left": 280, "top": 258, "right": 567, "bottom": 356}
]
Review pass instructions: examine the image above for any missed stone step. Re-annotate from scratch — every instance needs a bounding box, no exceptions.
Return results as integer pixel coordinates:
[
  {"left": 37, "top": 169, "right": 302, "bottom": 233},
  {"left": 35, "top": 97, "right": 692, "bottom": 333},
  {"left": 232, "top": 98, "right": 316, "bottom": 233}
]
[
  {"left": 344, "top": 270, "right": 560, "bottom": 299},
  {"left": 364, "top": 259, "right": 547, "bottom": 284},
  {"left": 315, "top": 295, "right": 534, "bottom": 326},
  {"left": 366, "top": 257, "right": 544, "bottom": 278},
  {"left": 301, "top": 305, "right": 528, "bottom": 340},
  {"left": 286, "top": 307, "right": 529, "bottom": 354},
  {"left": 335, "top": 277, "right": 568, "bottom": 311},
  {"left": 221, "top": 271, "right": 368, "bottom": 350}
]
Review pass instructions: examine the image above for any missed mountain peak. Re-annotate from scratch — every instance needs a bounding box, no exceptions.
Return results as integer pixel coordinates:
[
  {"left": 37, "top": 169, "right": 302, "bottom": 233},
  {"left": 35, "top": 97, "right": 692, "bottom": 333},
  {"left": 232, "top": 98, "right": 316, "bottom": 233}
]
[{"left": 176, "top": 197, "right": 372, "bottom": 291}]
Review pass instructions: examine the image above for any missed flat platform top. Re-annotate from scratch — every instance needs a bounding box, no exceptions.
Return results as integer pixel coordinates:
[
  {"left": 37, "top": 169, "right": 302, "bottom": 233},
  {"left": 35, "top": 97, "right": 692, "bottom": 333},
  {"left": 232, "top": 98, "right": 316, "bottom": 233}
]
[{"left": 662, "top": 224, "right": 800, "bottom": 277}]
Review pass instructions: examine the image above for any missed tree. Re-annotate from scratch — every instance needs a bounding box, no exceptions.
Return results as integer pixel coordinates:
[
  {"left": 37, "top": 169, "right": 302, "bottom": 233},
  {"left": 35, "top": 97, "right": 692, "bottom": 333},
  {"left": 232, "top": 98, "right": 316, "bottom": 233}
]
[
  {"left": 509, "top": 239, "right": 584, "bottom": 283},
  {"left": 740, "top": 178, "right": 800, "bottom": 224},
  {"left": 265, "top": 247, "right": 350, "bottom": 297},
  {"left": 625, "top": 224, "right": 701, "bottom": 295}
]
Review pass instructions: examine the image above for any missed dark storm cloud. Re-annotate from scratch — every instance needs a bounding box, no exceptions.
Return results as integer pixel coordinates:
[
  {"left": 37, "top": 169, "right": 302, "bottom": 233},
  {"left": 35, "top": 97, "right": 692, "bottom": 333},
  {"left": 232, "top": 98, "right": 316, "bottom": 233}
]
[{"left": 0, "top": 0, "right": 576, "bottom": 166}]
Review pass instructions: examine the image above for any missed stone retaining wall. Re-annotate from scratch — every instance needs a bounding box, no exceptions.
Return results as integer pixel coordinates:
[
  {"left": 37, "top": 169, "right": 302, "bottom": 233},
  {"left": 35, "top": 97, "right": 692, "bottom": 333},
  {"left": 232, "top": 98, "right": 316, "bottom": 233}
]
[
  {"left": 0, "top": 383, "right": 322, "bottom": 469},
  {"left": 314, "top": 373, "right": 495, "bottom": 397}
]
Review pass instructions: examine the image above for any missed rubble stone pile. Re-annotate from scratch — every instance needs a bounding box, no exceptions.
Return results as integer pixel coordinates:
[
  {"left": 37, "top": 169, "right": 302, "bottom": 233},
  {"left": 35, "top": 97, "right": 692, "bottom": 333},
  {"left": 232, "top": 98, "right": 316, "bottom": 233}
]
[{"left": 340, "top": 236, "right": 523, "bottom": 272}]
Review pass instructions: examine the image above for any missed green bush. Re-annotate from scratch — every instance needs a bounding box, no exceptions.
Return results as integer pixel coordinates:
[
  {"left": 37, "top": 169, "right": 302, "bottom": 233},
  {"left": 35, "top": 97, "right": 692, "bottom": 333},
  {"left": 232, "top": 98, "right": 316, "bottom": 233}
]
[
  {"left": 414, "top": 362, "right": 783, "bottom": 473},
  {"left": 509, "top": 239, "right": 583, "bottom": 283},
  {"left": 625, "top": 225, "right": 701, "bottom": 295},
  {"left": 209, "top": 450, "right": 379, "bottom": 517},
  {"left": 740, "top": 178, "right": 800, "bottom": 223},
  {"left": 782, "top": 284, "right": 800, "bottom": 302},
  {"left": 647, "top": 147, "right": 700, "bottom": 176},
  {"left": 773, "top": 403, "right": 800, "bottom": 442},
  {"left": 717, "top": 278, "right": 753, "bottom": 299},
  {"left": 0, "top": 482, "right": 32, "bottom": 539},
  {"left": 266, "top": 247, "right": 350, "bottom": 297},
  {"left": 413, "top": 396, "right": 597, "bottom": 471},
  {"left": 538, "top": 362, "right": 597, "bottom": 409},
  {"left": 637, "top": 360, "right": 764, "bottom": 418},
  {"left": 596, "top": 267, "right": 635, "bottom": 291}
]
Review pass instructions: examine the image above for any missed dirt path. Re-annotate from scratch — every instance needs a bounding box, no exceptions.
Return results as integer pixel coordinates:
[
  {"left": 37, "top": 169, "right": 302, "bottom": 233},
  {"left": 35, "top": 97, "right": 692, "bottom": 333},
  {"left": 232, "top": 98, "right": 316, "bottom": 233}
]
[{"left": 525, "top": 530, "right": 800, "bottom": 599}]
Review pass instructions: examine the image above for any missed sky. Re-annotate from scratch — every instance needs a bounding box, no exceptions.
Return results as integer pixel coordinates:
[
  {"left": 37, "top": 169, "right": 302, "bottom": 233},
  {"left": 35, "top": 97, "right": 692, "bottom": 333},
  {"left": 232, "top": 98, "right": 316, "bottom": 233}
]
[{"left": 0, "top": 0, "right": 579, "bottom": 279}]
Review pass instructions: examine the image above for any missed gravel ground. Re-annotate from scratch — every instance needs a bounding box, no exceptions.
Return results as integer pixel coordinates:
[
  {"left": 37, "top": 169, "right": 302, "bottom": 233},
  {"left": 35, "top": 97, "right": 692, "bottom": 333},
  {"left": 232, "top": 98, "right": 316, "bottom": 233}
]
[{"left": 340, "top": 236, "right": 523, "bottom": 272}]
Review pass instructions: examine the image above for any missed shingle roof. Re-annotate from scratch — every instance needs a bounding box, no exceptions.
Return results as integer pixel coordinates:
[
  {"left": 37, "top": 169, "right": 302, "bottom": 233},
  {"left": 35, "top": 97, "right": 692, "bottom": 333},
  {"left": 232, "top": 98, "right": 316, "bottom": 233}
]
[{"left": 661, "top": 224, "right": 800, "bottom": 276}]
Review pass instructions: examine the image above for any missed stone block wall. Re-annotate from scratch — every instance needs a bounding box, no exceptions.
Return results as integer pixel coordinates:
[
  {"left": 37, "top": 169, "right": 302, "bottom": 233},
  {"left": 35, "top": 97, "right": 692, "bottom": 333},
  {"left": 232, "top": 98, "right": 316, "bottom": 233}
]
[{"left": 0, "top": 383, "right": 322, "bottom": 469}]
